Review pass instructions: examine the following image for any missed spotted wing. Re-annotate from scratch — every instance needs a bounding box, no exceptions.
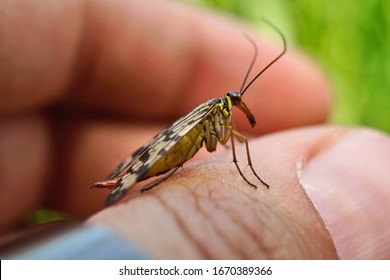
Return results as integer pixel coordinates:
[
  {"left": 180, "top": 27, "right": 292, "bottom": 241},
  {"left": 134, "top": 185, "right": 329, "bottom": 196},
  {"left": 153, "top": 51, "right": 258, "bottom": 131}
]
[{"left": 105, "top": 100, "right": 218, "bottom": 205}]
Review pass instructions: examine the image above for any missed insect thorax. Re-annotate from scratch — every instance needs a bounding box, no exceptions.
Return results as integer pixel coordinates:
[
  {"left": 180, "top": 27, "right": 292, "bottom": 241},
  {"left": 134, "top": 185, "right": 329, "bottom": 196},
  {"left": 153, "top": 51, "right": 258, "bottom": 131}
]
[
  {"left": 202, "top": 97, "right": 232, "bottom": 152},
  {"left": 144, "top": 97, "right": 234, "bottom": 178}
]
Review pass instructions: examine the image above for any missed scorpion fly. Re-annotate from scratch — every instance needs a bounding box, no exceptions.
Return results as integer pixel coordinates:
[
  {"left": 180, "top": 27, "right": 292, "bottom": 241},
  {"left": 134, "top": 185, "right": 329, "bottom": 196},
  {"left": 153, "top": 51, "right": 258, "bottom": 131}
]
[{"left": 92, "top": 20, "right": 286, "bottom": 206}]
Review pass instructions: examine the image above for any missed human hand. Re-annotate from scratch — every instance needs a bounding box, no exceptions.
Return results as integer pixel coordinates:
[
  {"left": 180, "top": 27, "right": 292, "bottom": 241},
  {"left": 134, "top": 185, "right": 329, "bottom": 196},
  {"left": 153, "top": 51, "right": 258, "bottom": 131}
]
[{"left": 1, "top": 0, "right": 389, "bottom": 259}]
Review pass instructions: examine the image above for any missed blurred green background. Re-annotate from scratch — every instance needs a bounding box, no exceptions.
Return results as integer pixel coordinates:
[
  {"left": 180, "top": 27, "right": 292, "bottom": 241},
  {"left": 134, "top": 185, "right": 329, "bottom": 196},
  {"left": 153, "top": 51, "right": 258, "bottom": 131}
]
[{"left": 183, "top": 0, "right": 390, "bottom": 133}]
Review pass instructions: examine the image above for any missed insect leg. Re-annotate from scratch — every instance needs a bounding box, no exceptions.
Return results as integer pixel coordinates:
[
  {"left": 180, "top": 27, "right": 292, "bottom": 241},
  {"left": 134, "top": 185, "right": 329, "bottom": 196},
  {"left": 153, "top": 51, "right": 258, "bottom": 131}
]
[
  {"left": 231, "top": 128, "right": 269, "bottom": 188},
  {"left": 203, "top": 119, "right": 218, "bottom": 152},
  {"left": 140, "top": 166, "right": 181, "bottom": 193}
]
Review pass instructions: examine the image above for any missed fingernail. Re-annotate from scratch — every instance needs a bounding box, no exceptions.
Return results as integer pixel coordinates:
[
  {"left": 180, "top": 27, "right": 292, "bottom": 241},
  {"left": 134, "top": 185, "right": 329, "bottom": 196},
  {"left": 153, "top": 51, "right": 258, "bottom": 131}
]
[{"left": 299, "top": 129, "right": 390, "bottom": 259}]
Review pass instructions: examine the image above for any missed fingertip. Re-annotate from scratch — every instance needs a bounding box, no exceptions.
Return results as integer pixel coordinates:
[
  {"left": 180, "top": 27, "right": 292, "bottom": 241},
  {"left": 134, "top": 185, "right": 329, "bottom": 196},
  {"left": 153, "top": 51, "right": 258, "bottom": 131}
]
[{"left": 299, "top": 128, "right": 390, "bottom": 259}]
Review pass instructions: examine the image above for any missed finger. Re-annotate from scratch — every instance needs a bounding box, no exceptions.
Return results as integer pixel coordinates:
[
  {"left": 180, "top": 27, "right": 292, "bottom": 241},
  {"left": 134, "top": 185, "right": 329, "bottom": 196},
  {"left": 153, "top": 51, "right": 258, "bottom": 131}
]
[
  {"left": 298, "top": 128, "right": 390, "bottom": 259},
  {"left": 0, "top": 0, "right": 330, "bottom": 133},
  {"left": 0, "top": 115, "right": 51, "bottom": 234},
  {"left": 74, "top": 0, "right": 331, "bottom": 133}
]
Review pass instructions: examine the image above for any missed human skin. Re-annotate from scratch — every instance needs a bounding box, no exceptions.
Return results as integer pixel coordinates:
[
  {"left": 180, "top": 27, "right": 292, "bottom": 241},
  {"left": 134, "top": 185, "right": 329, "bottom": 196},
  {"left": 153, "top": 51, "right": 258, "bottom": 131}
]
[{"left": 1, "top": 0, "right": 390, "bottom": 259}]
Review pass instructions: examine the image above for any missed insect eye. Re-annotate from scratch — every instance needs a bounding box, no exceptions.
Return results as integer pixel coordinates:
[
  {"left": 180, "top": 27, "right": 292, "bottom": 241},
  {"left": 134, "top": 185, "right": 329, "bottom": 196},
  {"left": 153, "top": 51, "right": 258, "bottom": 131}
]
[{"left": 226, "top": 91, "right": 241, "bottom": 105}]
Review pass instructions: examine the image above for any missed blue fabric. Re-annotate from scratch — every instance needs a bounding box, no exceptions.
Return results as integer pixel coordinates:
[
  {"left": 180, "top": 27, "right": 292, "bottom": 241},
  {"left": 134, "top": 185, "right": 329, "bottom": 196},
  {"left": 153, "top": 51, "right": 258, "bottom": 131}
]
[{"left": 3, "top": 224, "right": 147, "bottom": 260}]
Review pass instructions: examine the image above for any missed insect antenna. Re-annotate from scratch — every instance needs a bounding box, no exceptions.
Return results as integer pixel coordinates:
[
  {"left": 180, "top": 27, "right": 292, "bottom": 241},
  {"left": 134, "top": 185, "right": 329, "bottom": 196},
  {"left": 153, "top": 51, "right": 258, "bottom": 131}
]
[
  {"left": 238, "top": 33, "right": 258, "bottom": 94},
  {"left": 240, "top": 18, "right": 287, "bottom": 96}
]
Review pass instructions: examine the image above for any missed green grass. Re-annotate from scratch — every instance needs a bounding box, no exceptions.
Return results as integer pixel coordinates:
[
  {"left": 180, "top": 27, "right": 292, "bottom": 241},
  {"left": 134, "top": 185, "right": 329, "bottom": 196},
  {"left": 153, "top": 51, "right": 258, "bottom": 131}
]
[{"left": 183, "top": 0, "right": 390, "bottom": 133}]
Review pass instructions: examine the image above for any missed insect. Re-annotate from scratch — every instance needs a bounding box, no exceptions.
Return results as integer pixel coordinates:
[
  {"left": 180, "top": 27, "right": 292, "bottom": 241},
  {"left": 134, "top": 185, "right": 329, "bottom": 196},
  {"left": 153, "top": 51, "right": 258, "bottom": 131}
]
[{"left": 92, "top": 20, "right": 286, "bottom": 207}]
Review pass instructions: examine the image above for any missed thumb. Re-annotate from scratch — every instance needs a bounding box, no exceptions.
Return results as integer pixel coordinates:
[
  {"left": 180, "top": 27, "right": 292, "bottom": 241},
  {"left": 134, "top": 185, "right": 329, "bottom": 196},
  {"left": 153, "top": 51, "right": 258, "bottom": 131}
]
[{"left": 298, "top": 127, "right": 390, "bottom": 259}]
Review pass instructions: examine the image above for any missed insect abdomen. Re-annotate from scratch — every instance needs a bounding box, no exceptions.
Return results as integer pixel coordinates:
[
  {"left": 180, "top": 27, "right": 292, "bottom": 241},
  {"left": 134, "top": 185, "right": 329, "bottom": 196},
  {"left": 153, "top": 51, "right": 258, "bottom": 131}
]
[{"left": 142, "top": 123, "right": 205, "bottom": 179}]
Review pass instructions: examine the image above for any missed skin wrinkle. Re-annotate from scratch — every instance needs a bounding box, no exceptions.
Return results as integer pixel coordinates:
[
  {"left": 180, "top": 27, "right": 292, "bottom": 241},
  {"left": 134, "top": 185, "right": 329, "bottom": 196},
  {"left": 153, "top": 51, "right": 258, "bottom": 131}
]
[
  {"left": 189, "top": 155, "right": 331, "bottom": 259},
  {"left": 186, "top": 183, "right": 250, "bottom": 259},
  {"left": 235, "top": 191, "right": 293, "bottom": 258},
  {"left": 258, "top": 210, "right": 292, "bottom": 257},
  {"left": 208, "top": 179, "right": 312, "bottom": 259},
  {"left": 169, "top": 164, "right": 287, "bottom": 259},
  {"left": 281, "top": 215, "right": 313, "bottom": 258},
  {"left": 287, "top": 201, "right": 319, "bottom": 258},
  {"left": 153, "top": 191, "right": 212, "bottom": 259},
  {"left": 162, "top": 183, "right": 247, "bottom": 259},
  {"left": 177, "top": 160, "right": 278, "bottom": 258},
  {"left": 118, "top": 194, "right": 202, "bottom": 258},
  {"left": 268, "top": 202, "right": 321, "bottom": 258},
  {"left": 211, "top": 190, "right": 272, "bottom": 258}
]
